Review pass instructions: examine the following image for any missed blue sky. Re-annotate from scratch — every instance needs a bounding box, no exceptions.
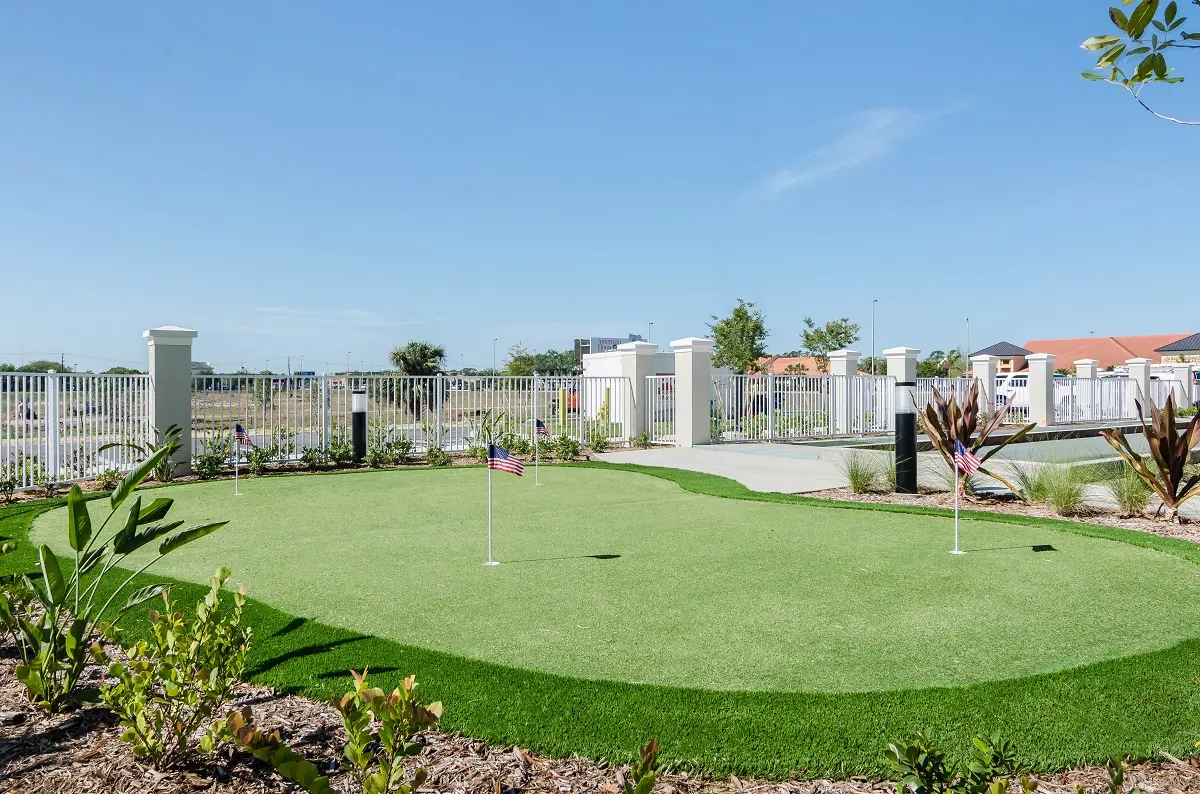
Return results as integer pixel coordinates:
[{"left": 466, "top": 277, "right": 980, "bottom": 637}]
[{"left": 1, "top": 2, "right": 1195, "bottom": 372}]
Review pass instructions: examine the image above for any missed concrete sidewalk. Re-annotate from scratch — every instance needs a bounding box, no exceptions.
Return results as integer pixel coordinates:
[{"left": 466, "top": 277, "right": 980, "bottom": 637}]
[{"left": 597, "top": 443, "right": 850, "bottom": 493}]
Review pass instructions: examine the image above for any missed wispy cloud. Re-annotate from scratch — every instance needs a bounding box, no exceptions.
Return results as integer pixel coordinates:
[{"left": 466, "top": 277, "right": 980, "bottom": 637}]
[{"left": 751, "top": 107, "right": 951, "bottom": 199}]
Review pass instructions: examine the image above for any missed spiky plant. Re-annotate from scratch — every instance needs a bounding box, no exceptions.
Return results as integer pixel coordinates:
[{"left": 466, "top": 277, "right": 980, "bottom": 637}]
[
  {"left": 917, "top": 380, "right": 1036, "bottom": 496},
  {"left": 1100, "top": 394, "right": 1200, "bottom": 521}
]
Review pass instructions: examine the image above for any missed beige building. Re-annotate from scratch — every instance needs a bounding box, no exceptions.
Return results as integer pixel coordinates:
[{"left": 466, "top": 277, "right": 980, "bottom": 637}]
[{"left": 1155, "top": 333, "right": 1200, "bottom": 364}]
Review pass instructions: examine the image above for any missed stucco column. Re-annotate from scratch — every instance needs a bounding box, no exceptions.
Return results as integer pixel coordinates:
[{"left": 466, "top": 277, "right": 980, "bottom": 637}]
[
  {"left": 1126, "top": 357, "right": 1151, "bottom": 414},
  {"left": 885, "top": 347, "right": 919, "bottom": 494},
  {"left": 828, "top": 349, "right": 859, "bottom": 434},
  {"left": 672, "top": 337, "right": 714, "bottom": 447},
  {"left": 1171, "top": 362, "right": 1193, "bottom": 406},
  {"left": 970, "top": 355, "right": 997, "bottom": 413},
  {"left": 1026, "top": 353, "right": 1056, "bottom": 426},
  {"left": 615, "top": 341, "right": 658, "bottom": 440},
  {"left": 144, "top": 326, "right": 197, "bottom": 474},
  {"left": 1074, "top": 359, "right": 1099, "bottom": 380}
]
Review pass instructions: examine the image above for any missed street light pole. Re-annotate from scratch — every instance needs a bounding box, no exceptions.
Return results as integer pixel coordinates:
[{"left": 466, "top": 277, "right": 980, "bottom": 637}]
[
  {"left": 870, "top": 299, "right": 878, "bottom": 376},
  {"left": 493, "top": 338, "right": 498, "bottom": 376},
  {"left": 648, "top": 322, "right": 653, "bottom": 344},
  {"left": 965, "top": 318, "right": 970, "bottom": 375}
]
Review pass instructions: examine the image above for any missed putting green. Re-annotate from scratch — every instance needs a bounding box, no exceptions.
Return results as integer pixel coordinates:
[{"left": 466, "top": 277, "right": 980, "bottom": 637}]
[{"left": 31, "top": 467, "right": 1200, "bottom": 693}]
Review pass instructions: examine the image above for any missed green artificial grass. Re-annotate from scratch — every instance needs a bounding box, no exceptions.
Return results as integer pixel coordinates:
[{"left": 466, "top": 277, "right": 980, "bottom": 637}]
[{"left": 4, "top": 464, "right": 1200, "bottom": 777}]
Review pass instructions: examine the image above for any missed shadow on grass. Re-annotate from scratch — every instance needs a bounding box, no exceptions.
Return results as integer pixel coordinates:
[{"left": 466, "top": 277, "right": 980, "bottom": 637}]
[
  {"left": 503, "top": 553, "right": 621, "bottom": 564},
  {"left": 966, "top": 544, "right": 1058, "bottom": 553}
]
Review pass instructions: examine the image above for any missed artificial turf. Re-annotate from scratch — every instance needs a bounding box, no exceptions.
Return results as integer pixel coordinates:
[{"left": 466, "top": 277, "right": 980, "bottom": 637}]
[{"left": 5, "top": 463, "right": 1200, "bottom": 777}]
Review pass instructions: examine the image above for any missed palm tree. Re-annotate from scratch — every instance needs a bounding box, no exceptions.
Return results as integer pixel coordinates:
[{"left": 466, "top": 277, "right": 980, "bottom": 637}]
[{"left": 389, "top": 342, "right": 446, "bottom": 419}]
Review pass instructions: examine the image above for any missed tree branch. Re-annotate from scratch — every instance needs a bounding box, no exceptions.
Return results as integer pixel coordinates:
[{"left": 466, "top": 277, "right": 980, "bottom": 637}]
[{"left": 1125, "top": 84, "right": 1200, "bottom": 124}]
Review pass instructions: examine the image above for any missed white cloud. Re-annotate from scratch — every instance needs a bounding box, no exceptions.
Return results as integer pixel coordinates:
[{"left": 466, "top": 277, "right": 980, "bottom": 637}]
[{"left": 752, "top": 107, "right": 946, "bottom": 198}]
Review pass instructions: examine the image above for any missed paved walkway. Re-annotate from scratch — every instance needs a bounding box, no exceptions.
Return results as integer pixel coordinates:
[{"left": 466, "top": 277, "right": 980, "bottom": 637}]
[{"left": 598, "top": 443, "right": 851, "bottom": 493}]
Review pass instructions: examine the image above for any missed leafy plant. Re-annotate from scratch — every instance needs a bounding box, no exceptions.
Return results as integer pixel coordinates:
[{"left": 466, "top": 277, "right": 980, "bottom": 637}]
[
  {"left": 1107, "top": 464, "right": 1153, "bottom": 518},
  {"left": 617, "top": 739, "right": 660, "bottom": 794},
  {"left": 795, "top": 316, "right": 860, "bottom": 374},
  {"left": 885, "top": 732, "right": 1031, "bottom": 794},
  {"left": 708, "top": 298, "right": 768, "bottom": 374},
  {"left": 327, "top": 431, "right": 355, "bottom": 466},
  {"left": 1043, "top": 466, "right": 1089, "bottom": 517},
  {"left": 467, "top": 444, "right": 488, "bottom": 464},
  {"left": 632, "top": 432, "right": 652, "bottom": 449},
  {"left": 35, "top": 469, "right": 59, "bottom": 499},
  {"left": 839, "top": 451, "right": 879, "bottom": 494},
  {"left": 917, "top": 381, "right": 1036, "bottom": 496},
  {"left": 364, "top": 447, "right": 390, "bottom": 469},
  {"left": 333, "top": 669, "right": 442, "bottom": 794},
  {"left": 226, "top": 707, "right": 336, "bottom": 794},
  {"left": 1100, "top": 394, "right": 1200, "bottom": 521},
  {"left": 388, "top": 437, "right": 415, "bottom": 464},
  {"left": 553, "top": 433, "right": 581, "bottom": 461},
  {"left": 93, "top": 569, "right": 251, "bottom": 767},
  {"left": 587, "top": 426, "right": 611, "bottom": 453},
  {"left": 0, "top": 447, "right": 227, "bottom": 712},
  {"left": 507, "top": 436, "right": 532, "bottom": 455},
  {"left": 710, "top": 413, "right": 725, "bottom": 443},
  {"left": 300, "top": 447, "right": 329, "bottom": 470},
  {"left": 1178, "top": 404, "right": 1198, "bottom": 417},
  {"left": 245, "top": 445, "right": 276, "bottom": 476},
  {"left": 425, "top": 445, "right": 451, "bottom": 467},
  {"left": 94, "top": 468, "right": 122, "bottom": 491},
  {"left": 102, "top": 425, "right": 183, "bottom": 484},
  {"left": 0, "top": 475, "right": 16, "bottom": 504}
]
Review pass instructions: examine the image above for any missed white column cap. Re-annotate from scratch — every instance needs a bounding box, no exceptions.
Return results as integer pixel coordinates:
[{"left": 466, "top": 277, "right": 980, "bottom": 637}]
[
  {"left": 670, "top": 337, "right": 715, "bottom": 353},
  {"left": 1026, "top": 353, "right": 1057, "bottom": 362},
  {"left": 1073, "top": 358, "right": 1100, "bottom": 366},
  {"left": 143, "top": 326, "right": 198, "bottom": 346},
  {"left": 616, "top": 341, "right": 658, "bottom": 353},
  {"left": 828, "top": 349, "right": 860, "bottom": 359},
  {"left": 1125, "top": 357, "right": 1152, "bottom": 364},
  {"left": 882, "top": 346, "right": 920, "bottom": 357}
]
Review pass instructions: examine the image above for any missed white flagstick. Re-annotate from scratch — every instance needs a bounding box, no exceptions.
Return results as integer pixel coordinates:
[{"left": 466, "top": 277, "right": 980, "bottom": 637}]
[
  {"left": 533, "top": 375, "right": 540, "bottom": 486},
  {"left": 484, "top": 454, "right": 499, "bottom": 566},
  {"left": 950, "top": 445, "right": 964, "bottom": 555},
  {"left": 233, "top": 428, "right": 241, "bottom": 497}
]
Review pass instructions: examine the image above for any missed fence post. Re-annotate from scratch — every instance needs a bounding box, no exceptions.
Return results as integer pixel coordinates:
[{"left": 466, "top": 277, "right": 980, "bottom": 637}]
[
  {"left": 436, "top": 374, "right": 444, "bottom": 446},
  {"left": 1171, "top": 361, "right": 1192, "bottom": 405},
  {"left": 1125, "top": 357, "right": 1151, "bottom": 411},
  {"left": 970, "top": 355, "right": 997, "bottom": 413},
  {"left": 766, "top": 375, "right": 775, "bottom": 441},
  {"left": 672, "top": 337, "right": 714, "bottom": 447},
  {"left": 45, "top": 371, "right": 61, "bottom": 481},
  {"left": 1026, "top": 353, "right": 1057, "bottom": 426},
  {"left": 615, "top": 341, "right": 657, "bottom": 442},
  {"left": 1074, "top": 359, "right": 1099, "bottom": 380},
  {"left": 885, "top": 347, "right": 919, "bottom": 493},
  {"left": 143, "top": 326, "right": 197, "bottom": 474},
  {"left": 828, "top": 349, "right": 859, "bottom": 435},
  {"left": 321, "top": 375, "right": 330, "bottom": 451}
]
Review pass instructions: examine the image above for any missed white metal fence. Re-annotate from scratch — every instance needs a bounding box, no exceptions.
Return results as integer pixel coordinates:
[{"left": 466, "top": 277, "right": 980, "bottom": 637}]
[
  {"left": 1, "top": 373, "right": 153, "bottom": 491},
  {"left": 191, "top": 374, "right": 634, "bottom": 461},
  {"left": 711, "top": 374, "right": 893, "bottom": 441},
  {"left": 1053, "top": 377, "right": 1138, "bottom": 424},
  {"left": 646, "top": 376, "right": 676, "bottom": 445}
]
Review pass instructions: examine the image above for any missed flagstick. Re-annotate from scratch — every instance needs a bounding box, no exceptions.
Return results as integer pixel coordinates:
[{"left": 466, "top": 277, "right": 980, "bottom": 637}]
[
  {"left": 233, "top": 429, "right": 241, "bottom": 497},
  {"left": 533, "top": 377, "right": 540, "bottom": 486},
  {"left": 484, "top": 461, "right": 499, "bottom": 566},
  {"left": 950, "top": 449, "right": 964, "bottom": 555}
]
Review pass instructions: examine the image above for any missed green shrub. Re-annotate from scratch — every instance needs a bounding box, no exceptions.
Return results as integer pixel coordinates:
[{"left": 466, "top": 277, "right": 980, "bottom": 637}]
[
  {"left": 388, "top": 437, "right": 415, "bottom": 464},
  {"left": 425, "top": 445, "right": 451, "bottom": 467},
  {"left": 300, "top": 447, "right": 329, "bottom": 470},
  {"left": 621, "top": 739, "right": 660, "bottom": 794},
  {"left": 554, "top": 434, "right": 581, "bottom": 461},
  {"left": 94, "top": 568, "right": 250, "bottom": 767},
  {"left": 333, "top": 669, "right": 442, "bottom": 794},
  {"left": 467, "top": 444, "right": 488, "bottom": 463},
  {"left": 587, "top": 427, "right": 610, "bottom": 454},
  {"left": 507, "top": 436, "right": 532, "bottom": 456},
  {"left": 1101, "top": 395, "right": 1200, "bottom": 521},
  {"left": 1011, "top": 463, "right": 1091, "bottom": 516},
  {"left": 838, "top": 451, "right": 879, "bottom": 494},
  {"left": 709, "top": 414, "right": 725, "bottom": 443},
  {"left": 194, "top": 437, "right": 229, "bottom": 480},
  {"left": 226, "top": 708, "right": 336, "bottom": 793},
  {"left": 0, "top": 475, "right": 17, "bottom": 504},
  {"left": 35, "top": 470, "right": 59, "bottom": 499},
  {"left": 632, "top": 432, "right": 652, "bottom": 449},
  {"left": 103, "top": 425, "right": 183, "bottom": 484},
  {"left": 245, "top": 445, "right": 276, "bottom": 476},
  {"left": 95, "top": 468, "right": 122, "bottom": 491},
  {"left": 1177, "top": 404, "right": 1198, "bottom": 417},
  {"left": 1, "top": 454, "right": 227, "bottom": 712},
  {"left": 885, "top": 732, "right": 1032, "bottom": 794},
  {"left": 364, "top": 447, "right": 390, "bottom": 469},
  {"left": 1107, "top": 465, "right": 1152, "bottom": 517},
  {"left": 327, "top": 433, "right": 355, "bottom": 466}
]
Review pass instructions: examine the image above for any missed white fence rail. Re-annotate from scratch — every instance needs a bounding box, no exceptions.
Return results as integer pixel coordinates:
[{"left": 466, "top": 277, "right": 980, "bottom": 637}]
[
  {"left": 1, "top": 373, "right": 153, "bottom": 491},
  {"left": 711, "top": 374, "right": 893, "bottom": 441},
  {"left": 1054, "top": 377, "right": 1137, "bottom": 424},
  {"left": 646, "top": 376, "right": 676, "bottom": 445},
  {"left": 191, "top": 374, "right": 634, "bottom": 460}
]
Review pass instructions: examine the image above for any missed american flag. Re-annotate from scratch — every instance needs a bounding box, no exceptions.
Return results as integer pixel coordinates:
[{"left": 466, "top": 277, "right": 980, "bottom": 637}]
[
  {"left": 235, "top": 424, "right": 254, "bottom": 448},
  {"left": 487, "top": 443, "right": 524, "bottom": 476},
  {"left": 953, "top": 439, "right": 981, "bottom": 476},
  {"left": 535, "top": 419, "right": 550, "bottom": 437}
]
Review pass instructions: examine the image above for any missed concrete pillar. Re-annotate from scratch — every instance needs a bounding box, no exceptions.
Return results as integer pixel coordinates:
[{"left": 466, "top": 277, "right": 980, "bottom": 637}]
[
  {"left": 1171, "top": 362, "right": 1193, "bottom": 406},
  {"left": 1126, "top": 357, "right": 1151, "bottom": 414},
  {"left": 970, "top": 355, "right": 997, "bottom": 413},
  {"left": 1074, "top": 359, "right": 1099, "bottom": 380},
  {"left": 672, "top": 337, "right": 714, "bottom": 447},
  {"left": 144, "top": 326, "right": 198, "bottom": 474},
  {"left": 828, "top": 349, "right": 859, "bottom": 435},
  {"left": 885, "top": 347, "right": 919, "bottom": 494},
  {"left": 1026, "top": 353, "right": 1056, "bottom": 426},
  {"left": 615, "top": 341, "right": 658, "bottom": 440}
]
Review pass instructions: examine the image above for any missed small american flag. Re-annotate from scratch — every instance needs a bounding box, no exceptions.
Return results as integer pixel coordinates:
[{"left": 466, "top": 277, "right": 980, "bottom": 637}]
[
  {"left": 487, "top": 443, "right": 524, "bottom": 476},
  {"left": 535, "top": 419, "right": 550, "bottom": 437},
  {"left": 235, "top": 424, "right": 254, "bottom": 447},
  {"left": 953, "top": 439, "right": 981, "bottom": 476}
]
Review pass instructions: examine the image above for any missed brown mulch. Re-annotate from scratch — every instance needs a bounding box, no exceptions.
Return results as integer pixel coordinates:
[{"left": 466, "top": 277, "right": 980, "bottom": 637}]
[
  {"left": 804, "top": 488, "right": 1200, "bottom": 544},
  {"left": 4, "top": 664, "right": 1200, "bottom": 793}
]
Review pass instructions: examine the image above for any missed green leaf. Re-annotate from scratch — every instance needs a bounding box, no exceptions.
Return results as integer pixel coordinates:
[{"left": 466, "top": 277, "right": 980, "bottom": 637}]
[
  {"left": 110, "top": 444, "right": 173, "bottom": 510},
  {"left": 1134, "top": 51, "right": 1157, "bottom": 80},
  {"left": 113, "top": 520, "right": 184, "bottom": 555},
  {"left": 1128, "top": 45, "right": 1152, "bottom": 53},
  {"left": 1161, "top": 75, "right": 1185, "bottom": 82},
  {"left": 1098, "top": 42, "right": 1127, "bottom": 66},
  {"left": 66, "top": 485, "right": 92, "bottom": 552},
  {"left": 1081, "top": 34, "right": 1121, "bottom": 50},
  {"left": 1153, "top": 51, "right": 1168, "bottom": 77},
  {"left": 1129, "top": 0, "right": 1160, "bottom": 38},
  {"left": 1110, "top": 5, "right": 1132, "bottom": 32},
  {"left": 119, "top": 583, "right": 170, "bottom": 614},
  {"left": 79, "top": 547, "right": 109, "bottom": 576},
  {"left": 1153, "top": 19, "right": 1167, "bottom": 30},
  {"left": 39, "top": 545, "right": 66, "bottom": 607},
  {"left": 1081, "top": 71, "right": 1107, "bottom": 80},
  {"left": 137, "top": 498, "right": 173, "bottom": 525},
  {"left": 1165, "top": 0, "right": 1177, "bottom": 24},
  {"left": 159, "top": 521, "right": 229, "bottom": 555}
]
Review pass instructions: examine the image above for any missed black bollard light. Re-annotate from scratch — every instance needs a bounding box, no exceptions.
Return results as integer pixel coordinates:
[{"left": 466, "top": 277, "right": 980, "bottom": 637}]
[
  {"left": 351, "top": 389, "right": 367, "bottom": 462},
  {"left": 888, "top": 348, "right": 918, "bottom": 494}
]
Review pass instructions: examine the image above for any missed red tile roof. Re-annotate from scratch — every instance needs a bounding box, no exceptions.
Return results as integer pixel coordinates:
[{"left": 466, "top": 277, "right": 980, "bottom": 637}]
[
  {"left": 1022, "top": 334, "right": 1190, "bottom": 369},
  {"left": 757, "top": 356, "right": 872, "bottom": 375}
]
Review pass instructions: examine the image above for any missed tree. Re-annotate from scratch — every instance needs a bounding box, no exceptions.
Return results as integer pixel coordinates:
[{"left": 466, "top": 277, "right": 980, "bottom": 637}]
[
  {"left": 1080, "top": 0, "right": 1200, "bottom": 125},
  {"left": 708, "top": 299, "right": 769, "bottom": 374},
  {"left": 389, "top": 341, "right": 446, "bottom": 376},
  {"left": 16, "top": 360, "right": 72, "bottom": 373},
  {"left": 102, "top": 366, "right": 142, "bottom": 375},
  {"left": 859, "top": 356, "right": 887, "bottom": 376},
  {"left": 796, "top": 317, "right": 860, "bottom": 374},
  {"left": 504, "top": 346, "right": 577, "bottom": 376},
  {"left": 915, "top": 348, "right": 967, "bottom": 378}
]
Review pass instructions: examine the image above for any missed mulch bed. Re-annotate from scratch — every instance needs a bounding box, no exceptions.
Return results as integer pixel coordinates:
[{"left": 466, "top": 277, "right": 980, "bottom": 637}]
[
  {"left": 4, "top": 661, "right": 1200, "bottom": 793},
  {"left": 804, "top": 488, "right": 1200, "bottom": 545}
]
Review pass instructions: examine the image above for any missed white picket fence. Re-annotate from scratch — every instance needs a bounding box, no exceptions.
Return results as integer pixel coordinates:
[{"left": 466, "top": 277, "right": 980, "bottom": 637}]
[
  {"left": 711, "top": 375, "right": 893, "bottom": 441},
  {"left": 646, "top": 376, "right": 676, "bottom": 445},
  {"left": 191, "top": 374, "right": 633, "bottom": 460},
  {"left": 1053, "top": 378, "right": 1138, "bottom": 424},
  {"left": 1, "top": 373, "right": 153, "bottom": 491}
]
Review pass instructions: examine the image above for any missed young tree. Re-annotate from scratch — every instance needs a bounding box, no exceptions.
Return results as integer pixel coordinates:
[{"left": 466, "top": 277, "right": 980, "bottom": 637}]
[
  {"left": 389, "top": 341, "right": 446, "bottom": 375},
  {"left": 1080, "top": 0, "right": 1200, "bottom": 125},
  {"left": 798, "top": 317, "right": 860, "bottom": 373},
  {"left": 504, "top": 344, "right": 537, "bottom": 376},
  {"left": 708, "top": 299, "right": 769, "bottom": 374}
]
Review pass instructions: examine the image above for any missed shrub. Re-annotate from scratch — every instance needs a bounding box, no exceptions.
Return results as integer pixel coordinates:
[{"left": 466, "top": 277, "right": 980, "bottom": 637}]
[
  {"left": 0, "top": 476, "right": 16, "bottom": 504},
  {"left": 632, "top": 432, "right": 652, "bottom": 449},
  {"left": 1178, "top": 404, "right": 1198, "bottom": 417},
  {"left": 388, "top": 437, "right": 415, "bottom": 464},
  {"left": 838, "top": 451, "right": 879, "bottom": 494},
  {"left": 35, "top": 470, "right": 59, "bottom": 498},
  {"left": 94, "top": 569, "right": 250, "bottom": 767},
  {"left": 327, "top": 432, "right": 355, "bottom": 466},
  {"left": 245, "top": 445, "right": 276, "bottom": 476},
  {"left": 709, "top": 414, "right": 725, "bottom": 443},
  {"left": 507, "top": 436, "right": 532, "bottom": 456},
  {"left": 301, "top": 447, "right": 329, "bottom": 470},
  {"left": 619, "top": 739, "right": 660, "bottom": 794},
  {"left": 467, "top": 444, "right": 489, "bottom": 464},
  {"left": 226, "top": 708, "right": 336, "bottom": 793},
  {"left": 425, "top": 445, "right": 451, "bottom": 467},
  {"left": 1107, "top": 464, "right": 1152, "bottom": 518},
  {"left": 364, "top": 447, "right": 390, "bottom": 469},
  {"left": 1101, "top": 395, "right": 1200, "bottom": 521},
  {"left": 1043, "top": 466, "right": 1088, "bottom": 516},
  {"left": 885, "top": 732, "right": 1032, "bottom": 794},
  {"left": 95, "top": 468, "right": 122, "bottom": 491},
  {"left": 193, "top": 453, "right": 226, "bottom": 480},
  {"left": 102, "top": 425, "right": 183, "bottom": 483},
  {"left": 587, "top": 427, "right": 610, "bottom": 454},
  {"left": 554, "top": 434, "right": 581, "bottom": 461},
  {"left": 0, "top": 451, "right": 227, "bottom": 712},
  {"left": 333, "top": 669, "right": 443, "bottom": 794}
]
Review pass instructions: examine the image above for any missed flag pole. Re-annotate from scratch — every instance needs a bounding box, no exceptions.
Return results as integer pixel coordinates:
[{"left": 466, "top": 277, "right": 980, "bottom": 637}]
[
  {"left": 484, "top": 454, "right": 499, "bottom": 566},
  {"left": 533, "top": 374, "right": 540, "bottom": 486},
  {"left": 233, "top": 427, "right": 241, "bottom": 497},
  {"left": 950, "top": 444, "right": 964, "bottom": 555}
]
